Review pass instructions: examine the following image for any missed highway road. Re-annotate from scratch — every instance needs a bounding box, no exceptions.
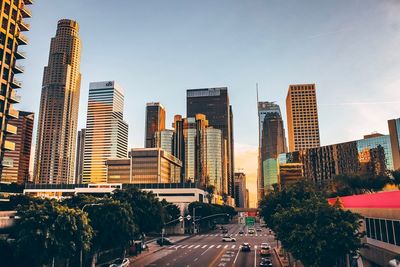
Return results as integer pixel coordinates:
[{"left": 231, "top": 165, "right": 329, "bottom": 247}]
[{"left": 132, "top": 222, "right": 280, "bottom": 267}]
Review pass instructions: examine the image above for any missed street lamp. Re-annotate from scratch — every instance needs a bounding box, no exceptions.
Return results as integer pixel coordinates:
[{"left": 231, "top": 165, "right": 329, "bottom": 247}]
[{"left": 80, "top": 203, "right": 103, "bottom": 267}]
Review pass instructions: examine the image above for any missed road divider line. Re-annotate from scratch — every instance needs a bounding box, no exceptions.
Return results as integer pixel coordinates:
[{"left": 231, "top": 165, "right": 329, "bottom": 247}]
[
  {"left": 233, "top": 246, "right": 241, "bottom": 264},
  {"left": 254, "top": 246, "right": 257, "bottom": 267},
  {"left": 201, "top": 245, "right": 213, "bottom": 255},
  {"left": 207, "top": 248, "right": 226, "bottom": 267}
]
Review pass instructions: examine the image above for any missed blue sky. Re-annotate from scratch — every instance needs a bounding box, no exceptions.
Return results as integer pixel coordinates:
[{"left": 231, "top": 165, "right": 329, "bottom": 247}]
[{"left": 20, "top": 0, "right": 400, "bottom": 206}]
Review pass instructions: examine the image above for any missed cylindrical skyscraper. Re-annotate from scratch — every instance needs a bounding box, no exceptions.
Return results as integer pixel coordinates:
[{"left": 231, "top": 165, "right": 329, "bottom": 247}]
[{"left": 34, "top": 19, "right": 81, "bottom": 184}]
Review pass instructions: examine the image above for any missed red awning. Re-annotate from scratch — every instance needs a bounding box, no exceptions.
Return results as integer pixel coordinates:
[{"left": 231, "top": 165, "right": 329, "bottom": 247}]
[{"left": 328, "top": 190, "right": 400, "bottom": 209}]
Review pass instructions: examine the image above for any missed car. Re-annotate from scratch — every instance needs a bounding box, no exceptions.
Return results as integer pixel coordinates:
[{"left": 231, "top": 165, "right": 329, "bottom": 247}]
[
  {"left": 222, "top": 235, "right": 236, "bottom": 242},
  {"left": 248, "top": 228, "right": 255, "bottom": 234},
  {"left": 156, "top": 237, "right": 174, "bottom": 246},
  {"left": 259, "top": 257, "right": 273, "bottom": 267},
  {"left": 109, "top": 258, "right": 130, "bottom": 267},
  {"left": 256, "top": 228, "right": 262, "bottom": 232},
  {"left": 222, "top": 229, "right": 228, "bottom": 234},
  {"left": 238, "top": 230, "right": 244, "bottom": 234},
  {"left": 260, "top": 243, "right": 272, "bottom": 256},
  {"left": 241, "top": 243, "right": 251, "bottom": 251}
]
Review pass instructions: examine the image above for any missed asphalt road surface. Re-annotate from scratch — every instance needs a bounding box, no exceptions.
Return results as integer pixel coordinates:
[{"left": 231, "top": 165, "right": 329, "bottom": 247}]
[{"left": 132, "top": 222, "right": 280, "bottom": 267}]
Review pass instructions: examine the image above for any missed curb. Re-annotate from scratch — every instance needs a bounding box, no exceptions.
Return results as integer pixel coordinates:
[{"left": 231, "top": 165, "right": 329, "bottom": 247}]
[{"left": 273, "top": 247, "right": 285, "bottom": 267}]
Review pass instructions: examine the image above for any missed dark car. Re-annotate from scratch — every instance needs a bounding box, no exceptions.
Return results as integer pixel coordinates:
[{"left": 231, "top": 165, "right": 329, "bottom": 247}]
[
  {"left": 222, "top": 229, "right": 228, "bottom": 234},
  {"left": 238, "top": 230, "right": 244, "bottom": 234},
  {"left": 157, "top": 237, "right": 174, "bottom": 246},
  {"left": 259, "top": 257, "right": 273, "bottom": 267},
  {"left": 241, "top": 243, "right": 251, "bottom": 252}
]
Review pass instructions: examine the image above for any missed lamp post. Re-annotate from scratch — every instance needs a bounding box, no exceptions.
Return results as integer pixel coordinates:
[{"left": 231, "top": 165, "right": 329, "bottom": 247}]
[
  {"left": 80, "top": 203, "right": 103, "bottom": 267},
  {"left": 193, "top": 206, "right": 202, "bottom": 234}
]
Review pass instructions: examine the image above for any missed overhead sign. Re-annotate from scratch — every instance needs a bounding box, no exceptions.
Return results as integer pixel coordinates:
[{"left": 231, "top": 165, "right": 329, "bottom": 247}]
[{"left": 245, "top": 217, "right": 255, "bottom": 226}]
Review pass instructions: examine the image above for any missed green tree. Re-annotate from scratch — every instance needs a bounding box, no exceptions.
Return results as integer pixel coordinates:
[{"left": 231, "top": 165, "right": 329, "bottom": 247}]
[
  {"left": 259, "top": 181, "right": 363, "bottom": 267},
  {"left": 112, "top": 188, "right": 164, "bottom": 234},
  {"left": 205, "top": 185, "right": 215, "bottom": 204},
  {"left": 391, "top": 170, "right": 400, "bottom": 188},
  {"left": 11, "top": 201, "right": 93, "bottom": 267},
  {"left": 161, "top": 199, "right": 181, "bottom": 225}
]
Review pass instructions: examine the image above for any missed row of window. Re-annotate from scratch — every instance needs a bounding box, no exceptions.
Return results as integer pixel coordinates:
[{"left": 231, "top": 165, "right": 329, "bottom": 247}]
[{"left": 365, "top": 217, "right": 400, "bottom": 246}]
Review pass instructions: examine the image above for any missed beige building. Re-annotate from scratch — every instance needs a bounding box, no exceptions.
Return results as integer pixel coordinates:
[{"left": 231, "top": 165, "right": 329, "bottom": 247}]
[
  {"left": 34, "top": 19, "right": 81, "bottom": 184},
  {"left": 0, "top": 0, "right": 32, "bottom": 179},
  {"left": 286, "top": 84, "right": 320, "bottom": 152},
  {"left": 106, "top": 148, "right": 182, "bottom": 184}
]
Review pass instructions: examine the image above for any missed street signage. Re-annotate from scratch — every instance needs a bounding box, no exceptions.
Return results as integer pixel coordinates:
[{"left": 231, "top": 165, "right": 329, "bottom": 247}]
[
  {"left": 186, "top": 215, "right": 192, "bottom": 221},
  {"left": 245, "top": 216, "right": 255, "bottom": 226},
  {"left": 179, "top": 216, "right": 183, "bottom": 222}
]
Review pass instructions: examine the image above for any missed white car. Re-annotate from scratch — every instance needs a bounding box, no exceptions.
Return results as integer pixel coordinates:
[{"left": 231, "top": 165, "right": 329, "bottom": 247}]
[
  {"left": 222, "top": 235, "right": 236, "bottom": 242},
  {"left": 260, "top": 243, "right": 272, "bottom": 256},
  {"left": 109, "top": 258, "right": 130, "bottom": 267}
]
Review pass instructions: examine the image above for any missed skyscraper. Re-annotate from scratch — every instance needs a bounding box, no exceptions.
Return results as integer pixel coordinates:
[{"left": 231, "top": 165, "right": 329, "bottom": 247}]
[
  {"left": 154, "top": 129, "right": 174, "bottom": 154},
  {"left": 145, "top": 102, "right": 165, "bottom": 148},
  {"left": 75, "top": 128, "right": 86, "bottom": 184},
  {"left": 82, "top": 81, "right": 128, "bottom": 184},
  {"left": 234, "top": 172, "right": 247, "bottom": 208},
  {"left": 34, "top": 19, "right": 81, "bottom": 184},
  {"left": 286, "top": 84, "right": 320, "bottom": 152},
  {"left": 0, "top": 0, "right": 32, "bottom": 177},
  {"left": 187, "top": 87, "right": 235, "bottom": 196},
  {"left": 388, "top": 118, "right": 400, "bottom": 170},
  {"left": 2, "top": 111, "right": 34, "bottom": 184},
  {"left": 257, "top": 101, "right": 287, "bottom": 199},
  {"left": 206, "top": 127, "right": 224, "bottom": 194}
]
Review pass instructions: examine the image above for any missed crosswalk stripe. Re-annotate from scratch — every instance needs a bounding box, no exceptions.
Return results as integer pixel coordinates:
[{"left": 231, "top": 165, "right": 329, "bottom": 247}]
[
  {"left": 245, "top": 234, "right": 247, "bottom": 236},
  {"left": 231, "top": 245, "right": 236, "bottom": 249},
  {"left": 195, "top": 245, "right": 200, "bottom": 249},
  {"left": 175, "top": 245, "right": 181, "bottom": 249},
  {"left": 181, "top": 245, "right": 187, "bottom": 248},
  {"left": 209, "top": 245, "right": 214, "bottom": 248},
  {"left": 255, "top": 245, "right": 258, "bottom": 249},
  {"left": 234, "top": 234, "right": 238, "bottom": 236},
  {"left": 202, "top": 245, "right": 207, "bottom": 248},
  {"left": 188, "top": 245, "right": 194, "bottom": 248},
  {"left": 224, "top": 245, "right": 228, "bottom": 249},
  {"left": 216, "top": 245, "right": 221, "bottom": 248}
]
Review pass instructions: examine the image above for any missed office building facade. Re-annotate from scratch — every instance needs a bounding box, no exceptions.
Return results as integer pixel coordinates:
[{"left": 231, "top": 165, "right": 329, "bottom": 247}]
[
  {"left": 234, "top": 172, "right": 247, "bottom": 208},
  {"left": 155, "top": 129, "right": 174, "bottom": 154},
  {"left": 0, "top": 0, "right": 32, "bottom": 178},
  {"left": 286, "top": 84, "right": 320, "bottom": 152},
  {"left": 75, "top": 128, "right": 85, "bottom": 184},
  {"left": 388, "top": 118, "right": 400, "bottom": 171},
  {"left": 206, "top": 127, "right": 224, "bottom": 194},
  {"left": 106, "top": 148, "right": 182, "bottom": 184},
  {"left": 187, "top": 87, "right": 235, "bottom": 196},
  {"left": 82, "top": 81, "right": 128, "bottom": 184},
  {"left": 145, "top": 102, "right": 165, "bottom": 148},
  {"left": 1, "top": 111, "right": 33, "bottom": 183},
  {"left": 34, "top": 19, "right": 81, "bottom": 184}
]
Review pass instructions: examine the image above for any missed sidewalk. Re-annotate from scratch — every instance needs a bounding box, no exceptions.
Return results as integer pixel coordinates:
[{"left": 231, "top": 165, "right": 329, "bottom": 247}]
[{"left": 129, "top": 235, "right": 191, "bottom": 264}]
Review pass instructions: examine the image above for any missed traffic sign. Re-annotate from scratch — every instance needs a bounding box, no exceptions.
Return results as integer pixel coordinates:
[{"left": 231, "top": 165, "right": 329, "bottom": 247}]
[
  {"left": 186, "top": 215, "right": 192, "bottom": 221},
  {"left": 245, "top": 216, "right": 255, "bottom": 226}
]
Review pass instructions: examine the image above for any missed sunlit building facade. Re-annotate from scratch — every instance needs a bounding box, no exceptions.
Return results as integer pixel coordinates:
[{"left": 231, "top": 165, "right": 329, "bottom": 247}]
[
  {"left": 388, "top": 118, "right": 400, "bottom": 171},
  {"left": 106, "top": 148, "right": 182, "bottom": 184},
  {"left": 155, "top": 129, "right": 174, "bottom": 154},
  {"left": 0, "top": 0, "right": 32, "bottom": 178},
  {"left": 34, "top": 19, "right": 81, "bottom": 184},
  {"left": 75, "top": 128, "right": 85, "bottom": 184},
  {"left": 286, "top": 84, "right": 320, "bottom": 152},
  {"left": 1, "top": 111, "right": 34, "bottom": 183},
  {"left": 82, "top": 81, "right": 128, "bottom": 184},
  {"left": 145, "top": 102, "right": 165, "bottom": 148},
  {"left": 206, "top": 127, "right": 223, "bottom": 194}
]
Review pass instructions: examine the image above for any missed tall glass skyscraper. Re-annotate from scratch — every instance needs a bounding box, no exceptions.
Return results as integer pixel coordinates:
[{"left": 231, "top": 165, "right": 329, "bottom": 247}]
[
  {"left": 155, "top": 129, "right": 174, "bottom": 154},
  {"left": 257, "top": 101, "right": 287, "bottom": 198},
  {"left": 82, "top": 81, "right": 128, "bottom": 184},
  {"left": 145, "top": 102, "right": 165, "bottom": 148},
  {"left": 34, "top": 19, "right": 81, "bottom": 184},
  {"left": 187, "top": 87, "right": 235, "bottom": 196},
  {"left": 206, "top": 127, "right": 224, "bottom": 194},
  {"left": 388, "top": 118, "right": 400, "bottom": 170}
]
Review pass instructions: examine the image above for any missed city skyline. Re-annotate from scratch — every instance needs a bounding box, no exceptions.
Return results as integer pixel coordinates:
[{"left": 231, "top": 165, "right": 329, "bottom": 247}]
[{"left": 15, "top": 1, "right": 400, "bottom": 206}]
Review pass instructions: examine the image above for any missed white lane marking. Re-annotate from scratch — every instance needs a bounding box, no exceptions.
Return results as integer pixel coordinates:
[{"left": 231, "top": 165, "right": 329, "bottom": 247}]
[
  {"left": 194, "top": 257, "right": 198, "bottom": 262},
  {"left": 233, "top": 246, "right": 241, "bottom": 263},
  {"left": 175, "top": 245, "right": 181, "bottom": 249},
  {"left": 188, "top": 245, "right": 194, "bottom": 248},
  {"left": 224, "top": 245, "right": 228, "bottom": 249},
  {"left": 181, "top": 245, "right": 188, "bottom": 248},
  {"left": 194, "top": 245, "right": 200, "bottom": 249},
  {"left": 234, "top": 234, "right": 238, "bottom": 236},
  {"left": 216, "top": 245, "right": 221, "bottom": 248},
  {"left": 209, "top": 245, "right": 214, "bottom": 248},
  {"left": 231, "top": 245, "right": 236, "bottom": 249},
  {"left": 201, "top": 245, "right": 207, "bottom": 248},
  {"left": 201, "top": 245, "right": 214, "bottom": 255},
  {"left": 170, "top": 245, "right": 176, "bottom": 248},
  {"left": 254, "top": 245, "right": 257, "bottom": 267},
  {"left": 245, "top": 234, "right": 248, "bottom": 236}
]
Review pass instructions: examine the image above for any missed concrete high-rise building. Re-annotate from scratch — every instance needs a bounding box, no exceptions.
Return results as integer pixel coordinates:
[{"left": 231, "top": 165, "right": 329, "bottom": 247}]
[
  {"left": 286, "top": 84, "right": 320, "bottom": 152},
  {"left": 145, "top": 102, "right": 165, "bottom": 148},
  {"left": 34, "top": 19, "right": 81, "bottom": 184},
  {"left": 187, "top": 87, "right": 235, "bottom": 196},
  {"left": 0, "top": 0, "right": 32, "bottom": 178},
  {"left": 257, "top": 101, "right": 287, "bottom": 199},
  {"left": 82, "top": 81, "right": 128, "bottom": 184},
  {"left": 2, "top": 111, "right": 34, "bottom": 183},
  {"left": 234, "top": 172, "right": 246, "bottom": 208},
  {"left": 155, "top": 129, "right": 174, "bottom": 154},
  {"left": 388, "top": 118, "right": 400, "bottom": 170},
  {"left": 75, "top": 128, "right": 86, "bottom": 184},
  {"left": 206, "top": 127, "right": 224, "bottom": 194}
]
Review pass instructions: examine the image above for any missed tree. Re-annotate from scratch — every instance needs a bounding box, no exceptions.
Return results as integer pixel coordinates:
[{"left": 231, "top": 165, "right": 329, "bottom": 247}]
[
  {"left": 328, "top": 174, "right": 391, "bottom": 197},
  {"left": 205, "top": 185, "right": 215, "bottom": 204},
  {"left": 222, "top": 193, "right": 228, "bottom": 205},
  {"left": 391, "top": 170, "right": 400, "bottom": 188},
  {"left": 259, "top": 181, "right": 363, "bottom": 267},
  {"left": 112, "top": 188, "right": 164, "bottom": 234},
  {"left": 11, "top": 201, "right": 93, "bottom": 267},
  {"left": 161, "top": 200, "right": 180, "bottom": 225}
]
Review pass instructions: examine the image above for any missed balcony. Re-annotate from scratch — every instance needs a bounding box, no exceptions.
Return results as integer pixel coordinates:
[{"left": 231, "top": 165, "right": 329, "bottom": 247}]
[
  {"left": 15, "top": 50, "right": 26, "bottom": 60},
  {"left": 13, "top": 64, "right": 24, "bottom": 74},
  {"left": 20, "top": 4, "right": 32, "bottom": 18},
  {"left": 5, "top": 124, "right": 17, "bottom": 135},
  {"left": 16, "top": 32, "right": 28, "bottom": 45},
  {"left": 9, "top": 91, "right": 21, "bottom": 103},
  {"left": 23, "top": 0, "right": 33, "bottom": 5},
  {"left": 18, "top": 20, "right": 30, "bottom": 32},
  {"left": 3, "top": 140, "right": 15, "bottom": 151},
  {"left": 10, "top": 78, "right": 22, "bottom": 89},
  {"left": 7, "top": 108, "right": 19, "bottom": 119},
  {"left": 1, "top": 157, "right": 14, "bottom": 167}
]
